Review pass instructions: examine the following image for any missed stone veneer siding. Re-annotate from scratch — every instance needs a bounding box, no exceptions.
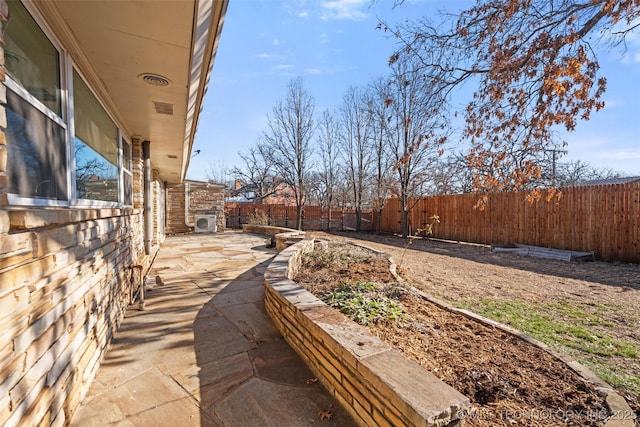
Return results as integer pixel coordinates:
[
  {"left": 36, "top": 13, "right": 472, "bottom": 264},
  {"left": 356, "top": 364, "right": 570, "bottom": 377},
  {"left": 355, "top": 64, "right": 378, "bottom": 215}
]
[
  {"left": 0, "top": 209, "right": 152, "bottom": 426},
  {"left": 0, "top": 23, "right": 163, "bottom": 424},
  {"left": 165, "top": 181, "right": 225, "bottom": 234},
  {"left": 263, "top": 238, "right": 470, "bottom": 427}
]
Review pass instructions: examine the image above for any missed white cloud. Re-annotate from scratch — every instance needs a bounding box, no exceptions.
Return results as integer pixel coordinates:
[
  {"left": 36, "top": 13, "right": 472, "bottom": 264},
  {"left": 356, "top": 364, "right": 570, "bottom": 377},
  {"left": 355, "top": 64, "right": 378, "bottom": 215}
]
[
  {"left": 274, "top": 64, "right": 295, "bottom": 70},
  {"left": 273, "top": 39, "right": 280, "bottom": 46},
  {"left": 256, "top": 53, "right": 275, "bottom": 59},
  {"left": 597, "top": 149, "right": 640, "bottom": 161},
  {"left": 609, "top": 19, "right": 640, "bottom": 64},
  {"left": 320, "top": 0, "right": 369, "bottom": 21},
  {"left": 620, "top": 51, "right": 640, "bottom": 64},
  {"left": 320, "top": 32, "right": 329, "bottom": 43},
  {"left": 298, "top": 10, "right": 309, "bottom": 18},
  {"left": 304, "top": 68, "right": 322, "bottom": 75}
]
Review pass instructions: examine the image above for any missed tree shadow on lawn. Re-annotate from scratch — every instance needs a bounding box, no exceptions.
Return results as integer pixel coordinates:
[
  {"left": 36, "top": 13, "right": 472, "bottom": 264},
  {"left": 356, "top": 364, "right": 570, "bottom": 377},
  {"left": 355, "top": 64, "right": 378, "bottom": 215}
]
[{"left": 324, "top": 231, "right": 640, "bottom": 291}]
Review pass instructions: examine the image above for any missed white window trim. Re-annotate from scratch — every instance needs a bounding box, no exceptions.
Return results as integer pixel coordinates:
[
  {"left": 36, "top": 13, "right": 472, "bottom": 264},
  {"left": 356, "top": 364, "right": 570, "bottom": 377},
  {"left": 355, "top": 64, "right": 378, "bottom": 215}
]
[
  {"left": 121, "top": 133, "right": 133, "bottom": 207},
  {"left": 72, "top": 66, "right": 122, "bottom": 207},
  {"left": 4, "top": 79, "right": 66, "bottom": 128},
  {"left": 6, "top": 0, "right": 133, "bottom": 209}
]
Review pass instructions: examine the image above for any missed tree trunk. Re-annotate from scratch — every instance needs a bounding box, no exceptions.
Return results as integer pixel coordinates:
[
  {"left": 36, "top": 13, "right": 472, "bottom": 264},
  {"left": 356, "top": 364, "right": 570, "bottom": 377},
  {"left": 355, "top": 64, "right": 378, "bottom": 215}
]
[
  {"left": 401, "top": 209, "right": 409, "bottom": 238},
  {"left": 296, "top": 204, "right": 303, "bottom": 230},
  {"left": 355, "top": 207, "right": 362, "bottom": 232}
]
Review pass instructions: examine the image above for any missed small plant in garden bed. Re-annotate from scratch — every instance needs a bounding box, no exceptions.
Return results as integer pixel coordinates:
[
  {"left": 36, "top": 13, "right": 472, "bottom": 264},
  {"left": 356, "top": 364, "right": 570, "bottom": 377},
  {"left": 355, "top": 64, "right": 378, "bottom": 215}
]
[
  {"left": 303, "top": 244, "right": 374, "bottom": 269},
  {"left": 323, "top": 281, "right": 407, "bottom": 325}
]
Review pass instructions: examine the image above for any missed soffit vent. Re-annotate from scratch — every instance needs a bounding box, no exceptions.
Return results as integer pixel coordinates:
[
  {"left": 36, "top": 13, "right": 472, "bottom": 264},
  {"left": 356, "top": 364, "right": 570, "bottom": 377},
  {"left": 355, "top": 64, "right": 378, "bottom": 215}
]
[
  {"left": 153, "top": 101, "right": 174, "bottom": 115},
  {"left": 139, "top": 73, "right": 171, "bottom": 87}
]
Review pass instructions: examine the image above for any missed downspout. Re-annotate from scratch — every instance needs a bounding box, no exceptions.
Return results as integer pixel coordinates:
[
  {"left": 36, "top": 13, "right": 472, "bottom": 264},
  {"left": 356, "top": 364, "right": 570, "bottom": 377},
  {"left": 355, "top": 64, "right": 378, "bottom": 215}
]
[
  {"left": 164, "top": 181, "right": 168, "bottom": 231},
  {"left": 143, "top": 140, "right": 153, "bottom": 255},
  {"left": 185, "top": 182, "right": 194, "bottom": 227}
]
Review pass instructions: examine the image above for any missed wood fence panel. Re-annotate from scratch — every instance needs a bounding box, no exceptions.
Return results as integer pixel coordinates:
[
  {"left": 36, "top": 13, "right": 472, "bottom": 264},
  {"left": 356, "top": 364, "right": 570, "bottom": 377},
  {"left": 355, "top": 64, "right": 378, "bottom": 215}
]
[
  {"left": 226, "top": 184, "right": 639, "bottom": 262},
  {"left": 376, "top": 183, "right": 640, "bottom": 263},
  {"left": 632, "top": 183, "right": 640, "bottom": 262},
  {"left": 303, "top": 206, "right": 322, "bottom": 230}
]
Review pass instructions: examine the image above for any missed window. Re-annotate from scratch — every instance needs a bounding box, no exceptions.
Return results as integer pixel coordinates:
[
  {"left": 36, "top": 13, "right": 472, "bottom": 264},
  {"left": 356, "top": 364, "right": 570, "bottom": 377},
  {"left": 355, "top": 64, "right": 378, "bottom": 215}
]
[
  {"left": 122, "top": 139, "right": 133, "bottom": 206},
  {"left": 4, "top": 0, "right": 61, "bottom": 115},
  {"left": 73, "top": 71, "right": 119, "bottom": 203},
  {"left": 4, "top": 1, "right": 133, "bottom": 207},
  {"left": 6, "top": 91, "right": 68, "bottom": 200},
  {"left": 4, "top": 0, "right": 67, "bottom": 201}
]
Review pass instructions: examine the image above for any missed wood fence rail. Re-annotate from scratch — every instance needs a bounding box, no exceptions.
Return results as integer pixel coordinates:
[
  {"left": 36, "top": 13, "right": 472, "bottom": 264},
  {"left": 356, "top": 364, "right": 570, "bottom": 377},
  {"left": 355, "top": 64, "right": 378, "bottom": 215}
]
[{"left": 377, "top": 182, "right": 640, "bottom": 263}]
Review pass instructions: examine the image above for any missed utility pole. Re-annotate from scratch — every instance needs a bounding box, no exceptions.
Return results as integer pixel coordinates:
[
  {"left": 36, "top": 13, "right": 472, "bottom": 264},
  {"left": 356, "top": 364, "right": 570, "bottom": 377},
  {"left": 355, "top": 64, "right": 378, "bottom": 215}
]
[{"left": 550, "top": 148, "right": 568, "bottom": 186}]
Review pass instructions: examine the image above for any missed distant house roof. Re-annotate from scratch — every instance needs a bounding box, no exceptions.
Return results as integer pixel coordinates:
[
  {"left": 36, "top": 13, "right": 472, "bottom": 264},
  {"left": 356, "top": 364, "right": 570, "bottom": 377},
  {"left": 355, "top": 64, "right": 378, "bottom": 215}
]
[
  {"left": 575, "top": 176, "right": 640, "bottom": 186},
  {"left": 229, "top": 183, "right": 258, "bottom": 197}
]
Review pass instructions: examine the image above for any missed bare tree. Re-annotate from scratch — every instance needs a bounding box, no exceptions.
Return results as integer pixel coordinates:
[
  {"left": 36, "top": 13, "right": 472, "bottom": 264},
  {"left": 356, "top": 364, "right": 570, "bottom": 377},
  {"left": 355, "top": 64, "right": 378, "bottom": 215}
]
[
  {"left": 230, "top": 143, "right": 281, "bottom": 202},
  {"left": 304, "top": 171, "right": 326, "bottom": 207},
  {"left": 317, "top": 109, "right": 341, "bottom": 228},
  {"left": 206, "top": 160, "right": 230, "bottom": 185},
  {"left": 338, "top": 86, "right": 374, "bottom": 231},
  {"left": 262, "top": 77, "right": 315, "bottom": 230},
  {"left": 383, "top": 56, "right": 448, "bottom": 237},
  {"left": 554, "top": 160, "right": 630, "bottom": 186},
  {"left": 431, "top": 153, "right": 475, "bottom": 195},
  {"left": 387, "top": 0, "right": 639, "bottom": 193},
  {"left": 369, "top": 77, "right": 396, "bottom": 233}
]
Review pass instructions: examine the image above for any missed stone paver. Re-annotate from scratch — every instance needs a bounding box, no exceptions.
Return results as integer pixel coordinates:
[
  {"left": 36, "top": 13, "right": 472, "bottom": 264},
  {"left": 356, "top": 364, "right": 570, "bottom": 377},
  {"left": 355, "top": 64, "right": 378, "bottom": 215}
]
[{"left": 72, "top": 231, "right": 356, "bottom": 426}]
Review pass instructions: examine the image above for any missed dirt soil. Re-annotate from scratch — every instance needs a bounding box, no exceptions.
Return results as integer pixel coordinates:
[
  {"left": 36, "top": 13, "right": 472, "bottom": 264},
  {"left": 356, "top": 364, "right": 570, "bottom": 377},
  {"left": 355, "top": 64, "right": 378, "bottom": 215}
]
[{"left": 297, "top": 231, "right": 640, "bottom": 426}]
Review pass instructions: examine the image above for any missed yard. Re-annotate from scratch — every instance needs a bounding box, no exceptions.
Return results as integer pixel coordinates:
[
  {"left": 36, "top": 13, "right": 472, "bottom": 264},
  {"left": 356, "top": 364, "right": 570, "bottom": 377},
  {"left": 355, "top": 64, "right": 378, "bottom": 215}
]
[{"left": 304, "top": 231, "right": 640, "bottom": 423}]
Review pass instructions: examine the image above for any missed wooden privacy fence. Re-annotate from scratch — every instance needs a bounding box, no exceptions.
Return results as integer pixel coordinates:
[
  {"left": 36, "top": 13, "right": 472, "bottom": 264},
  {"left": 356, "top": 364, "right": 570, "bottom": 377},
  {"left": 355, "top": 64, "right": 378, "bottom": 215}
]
[
  {"left": 225, "top": 203, "right": 373, "bottom": 232},
  {"left": 377, "top": 182, "right": 640, "bottom": 263}
]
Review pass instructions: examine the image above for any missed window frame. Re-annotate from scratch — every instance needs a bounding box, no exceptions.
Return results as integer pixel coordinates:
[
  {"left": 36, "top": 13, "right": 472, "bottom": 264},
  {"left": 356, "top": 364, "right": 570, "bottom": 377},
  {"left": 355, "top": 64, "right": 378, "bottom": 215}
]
[
  {"left": 5, "top": 0, "right": 69, "bottom": 207},
  {"left": 71, "top": 67, "right": 121, "bottom": 208},
  {"left": 5, "top": 0, "right": 132, "bottom": 209},
  {"left": 120, "top": 133, "right": 134, "bottom": 207}
]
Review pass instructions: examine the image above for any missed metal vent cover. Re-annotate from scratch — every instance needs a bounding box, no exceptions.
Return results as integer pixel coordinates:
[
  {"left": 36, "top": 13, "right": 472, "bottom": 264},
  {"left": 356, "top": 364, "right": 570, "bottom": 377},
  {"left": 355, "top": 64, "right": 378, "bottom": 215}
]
[
  {"left": 153, "top": 101, "right": 174, "bottom": 115},
  {"left": 139, "top": 73, "right": 171, "bottom": 86}
]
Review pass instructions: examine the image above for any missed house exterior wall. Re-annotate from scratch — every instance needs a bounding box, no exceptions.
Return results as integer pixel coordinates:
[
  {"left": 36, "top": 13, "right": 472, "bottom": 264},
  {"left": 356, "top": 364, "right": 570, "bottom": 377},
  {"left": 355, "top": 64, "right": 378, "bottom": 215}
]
[
  {"left": 0, "top": 7, "right": 164, "bottom": 426},
  {"left": 166, "top": 181, "right": 225, "bottom": 234}
]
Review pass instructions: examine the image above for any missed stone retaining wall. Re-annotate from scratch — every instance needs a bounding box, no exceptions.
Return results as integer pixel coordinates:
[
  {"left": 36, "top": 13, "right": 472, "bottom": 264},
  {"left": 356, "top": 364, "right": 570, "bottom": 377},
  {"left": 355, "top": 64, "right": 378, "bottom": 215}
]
[
  {"left": 262, "top": 236, "right": 636, "bottom": 427},
  {"left": 241, "top": 224, "right": 305, "bottom": 250},
  {"left": 263, "top": 237, "right": 469, "bottom": 427}
]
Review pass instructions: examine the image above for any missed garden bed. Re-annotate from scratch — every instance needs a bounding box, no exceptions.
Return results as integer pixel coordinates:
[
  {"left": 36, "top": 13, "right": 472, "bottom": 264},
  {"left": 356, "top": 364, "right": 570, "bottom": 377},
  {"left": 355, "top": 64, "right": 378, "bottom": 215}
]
[{"left": 293, "top": 240, "right": 634, "bottom": 427}]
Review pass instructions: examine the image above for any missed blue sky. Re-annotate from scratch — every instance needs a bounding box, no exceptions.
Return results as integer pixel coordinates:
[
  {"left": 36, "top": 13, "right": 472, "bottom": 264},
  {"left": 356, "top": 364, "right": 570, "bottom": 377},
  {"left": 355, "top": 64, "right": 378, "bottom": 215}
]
[{"left": 187, "top": 0, "right": 640, "bottom": 181}]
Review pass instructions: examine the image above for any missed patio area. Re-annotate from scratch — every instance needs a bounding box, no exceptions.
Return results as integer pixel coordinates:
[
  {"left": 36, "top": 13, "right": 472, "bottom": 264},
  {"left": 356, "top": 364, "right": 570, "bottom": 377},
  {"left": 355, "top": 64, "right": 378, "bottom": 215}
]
[{"left": 72, "top": 231, "right": 356, "bottom": 426}]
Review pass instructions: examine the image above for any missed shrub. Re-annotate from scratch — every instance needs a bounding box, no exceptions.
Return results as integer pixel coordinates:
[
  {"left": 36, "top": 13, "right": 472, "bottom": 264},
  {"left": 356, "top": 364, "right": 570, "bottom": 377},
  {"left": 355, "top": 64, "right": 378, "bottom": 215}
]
[{"left": 247, "top": 210, "right": 269, "bottom": 225}]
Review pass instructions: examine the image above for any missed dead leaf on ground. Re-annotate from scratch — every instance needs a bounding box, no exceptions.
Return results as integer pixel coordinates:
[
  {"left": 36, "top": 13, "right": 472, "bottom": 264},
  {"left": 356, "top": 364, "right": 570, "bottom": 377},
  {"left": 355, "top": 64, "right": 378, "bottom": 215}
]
[{"left": 318, "top": 409, "right": 333, "bottom": 421}]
